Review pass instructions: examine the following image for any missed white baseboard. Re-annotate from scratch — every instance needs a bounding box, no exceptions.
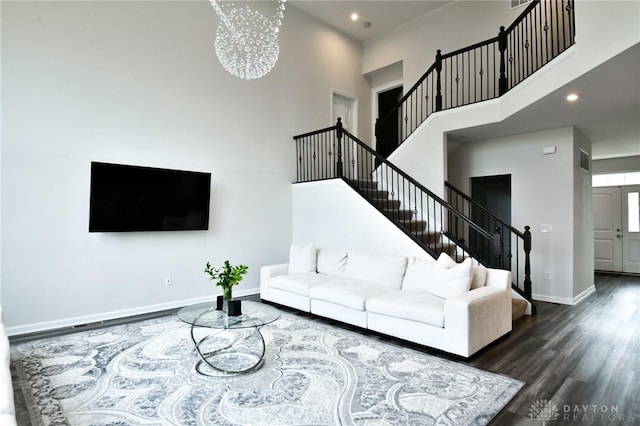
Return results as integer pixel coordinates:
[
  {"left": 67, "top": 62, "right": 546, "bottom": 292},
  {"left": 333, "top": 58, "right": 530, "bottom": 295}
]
[
  {"left": 6, "top": 288, "right": 260, "bottom": 337},
  {"left": 533, "top": 285, "right": 596, "bottom": 306}
]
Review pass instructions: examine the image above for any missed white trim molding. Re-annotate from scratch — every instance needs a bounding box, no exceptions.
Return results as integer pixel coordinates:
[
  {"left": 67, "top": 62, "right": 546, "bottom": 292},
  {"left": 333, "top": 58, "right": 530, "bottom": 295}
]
[
  {"left": 533, "top": 285, "right": 596, "bottom": 306},
  {"left": 6, "top": 288, "right": 260, "bottom": 337}
]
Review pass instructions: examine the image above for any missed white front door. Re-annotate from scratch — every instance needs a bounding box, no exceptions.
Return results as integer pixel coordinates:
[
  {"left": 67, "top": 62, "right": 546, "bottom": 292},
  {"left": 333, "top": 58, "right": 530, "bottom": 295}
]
[
  {"left": 593, "top": 187, "right": 622, "bottom": 272},
  {"left": 622, "top": 185, "right": 640, "bottom": 273}
]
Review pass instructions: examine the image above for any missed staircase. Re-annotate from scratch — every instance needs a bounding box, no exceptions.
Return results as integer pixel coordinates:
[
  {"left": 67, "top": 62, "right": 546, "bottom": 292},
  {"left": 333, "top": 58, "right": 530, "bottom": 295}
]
[
  {"left": 351, "top": 179, "right": 457, "bottom": 258},
  {"left": 512, "top": 299, "right": 529, "bottom": 322},
  {"left": 292, "top": 0, "right": 577, "bottom": 318},
  {"left": 294, "top": 122, "right": 536, "bottom": 319}
]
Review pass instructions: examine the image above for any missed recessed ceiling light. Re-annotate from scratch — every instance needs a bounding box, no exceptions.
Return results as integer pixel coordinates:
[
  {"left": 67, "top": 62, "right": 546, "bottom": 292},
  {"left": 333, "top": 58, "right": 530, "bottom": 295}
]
[
  {"left": 350, "top": 13, "right": 359, "bottom": 21},
  {"left": 566, "top": 93, "right": 579, "bottom": 102}
]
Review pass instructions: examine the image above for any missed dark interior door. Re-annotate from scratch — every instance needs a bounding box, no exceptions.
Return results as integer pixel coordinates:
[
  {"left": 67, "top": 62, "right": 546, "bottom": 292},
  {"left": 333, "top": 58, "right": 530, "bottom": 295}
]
[
  {"left": 376, "top": 86, "right": 403, "bottom": 161},
  {"left": 470, "top": 175, "right": 512, "bottom": 268}
]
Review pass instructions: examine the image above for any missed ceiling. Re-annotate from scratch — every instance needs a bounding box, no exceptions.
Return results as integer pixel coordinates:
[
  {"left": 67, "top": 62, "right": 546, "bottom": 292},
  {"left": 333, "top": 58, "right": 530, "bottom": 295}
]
[
  {"left": 288, "top": 1, "right": 640, "bottom": 161},
  {"left": 289, "top": 1, "right": 453, "bottom": 42}
]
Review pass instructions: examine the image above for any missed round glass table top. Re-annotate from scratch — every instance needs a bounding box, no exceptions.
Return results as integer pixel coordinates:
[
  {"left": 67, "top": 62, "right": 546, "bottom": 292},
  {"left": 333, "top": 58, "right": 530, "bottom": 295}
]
[{"left": 177, "top": 300, "right": 280, "bottom": 330}]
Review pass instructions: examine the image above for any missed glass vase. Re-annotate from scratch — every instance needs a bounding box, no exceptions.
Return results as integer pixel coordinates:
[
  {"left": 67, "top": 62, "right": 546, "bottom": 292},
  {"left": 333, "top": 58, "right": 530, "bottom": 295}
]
[{"left": 222, "top": 287, "right": 233, "bottom": 313}]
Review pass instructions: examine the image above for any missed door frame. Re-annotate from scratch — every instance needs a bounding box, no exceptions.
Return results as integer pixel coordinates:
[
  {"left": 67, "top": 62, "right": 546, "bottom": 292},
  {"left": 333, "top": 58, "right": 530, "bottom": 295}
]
[{"left": 331, "top": 90, "right": 358, "bottom": 136}]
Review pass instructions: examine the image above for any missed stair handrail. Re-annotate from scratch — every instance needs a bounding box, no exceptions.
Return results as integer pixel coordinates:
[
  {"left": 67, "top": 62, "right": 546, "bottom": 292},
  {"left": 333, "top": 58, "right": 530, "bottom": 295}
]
[
  {"left": 445, "top": 180, "right": 533, "bottom": 302},
  {"left": 445, "top": 181, "right": 525, "bottom": 239},
  {"left": 295, "top": 123, "right": 497, "bottom": 256},
  {"left": 375, "top": 0, "right": 575, "bottom": 155},
  {"left": 344, "top": 129, "right": 496, "bottom": 241}
]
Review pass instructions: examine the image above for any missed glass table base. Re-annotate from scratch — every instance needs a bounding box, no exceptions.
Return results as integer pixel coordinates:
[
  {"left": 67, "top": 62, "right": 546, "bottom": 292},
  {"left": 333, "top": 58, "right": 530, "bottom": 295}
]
[{"left": 190, "top": 318, "right": 267, "bottom": 376}]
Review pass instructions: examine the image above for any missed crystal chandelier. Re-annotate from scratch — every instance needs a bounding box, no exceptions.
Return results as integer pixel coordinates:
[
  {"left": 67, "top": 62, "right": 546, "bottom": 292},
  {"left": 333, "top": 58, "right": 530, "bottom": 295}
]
[{"left": 209, "top": 0, "right": 287, "bottom": 80}]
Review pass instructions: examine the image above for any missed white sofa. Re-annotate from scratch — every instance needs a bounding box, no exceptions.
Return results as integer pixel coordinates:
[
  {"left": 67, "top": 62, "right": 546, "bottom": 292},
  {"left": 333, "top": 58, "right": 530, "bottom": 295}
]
[
  {"left": 260, "top": 245, "right": 512, "bottom": 358},
  {"left": 0, "top": 307, "right": 17, "bottom": 426}
]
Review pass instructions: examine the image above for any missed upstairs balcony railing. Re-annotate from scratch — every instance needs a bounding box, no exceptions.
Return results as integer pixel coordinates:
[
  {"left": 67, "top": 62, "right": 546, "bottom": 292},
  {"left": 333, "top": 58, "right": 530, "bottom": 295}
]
[{"left": 376, "top": 0, "right": 575, "bottom": 151}]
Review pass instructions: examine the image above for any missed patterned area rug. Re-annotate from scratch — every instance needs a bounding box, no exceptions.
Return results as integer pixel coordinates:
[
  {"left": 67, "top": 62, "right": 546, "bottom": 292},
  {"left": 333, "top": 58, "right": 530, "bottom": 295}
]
[{"left": 11, "top": 308, "right": 523, "bottom": 425}]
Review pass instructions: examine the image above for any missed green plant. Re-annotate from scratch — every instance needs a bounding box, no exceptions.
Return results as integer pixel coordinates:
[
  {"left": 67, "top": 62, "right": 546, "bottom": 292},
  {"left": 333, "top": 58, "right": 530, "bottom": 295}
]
[{"left": 204, "top": 260, "right": 249, "bottom": 300}]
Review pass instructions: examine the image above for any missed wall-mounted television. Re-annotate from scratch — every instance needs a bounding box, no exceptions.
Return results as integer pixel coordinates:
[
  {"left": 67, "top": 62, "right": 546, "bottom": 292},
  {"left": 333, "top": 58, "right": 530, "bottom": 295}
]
[{"left": 89, "top": 162, "right": 211, "bottom": 232}]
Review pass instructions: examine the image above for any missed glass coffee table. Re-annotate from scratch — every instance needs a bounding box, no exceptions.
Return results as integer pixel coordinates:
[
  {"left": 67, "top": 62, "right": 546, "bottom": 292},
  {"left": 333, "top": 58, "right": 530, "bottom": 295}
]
[{"left": 177, "top": 300, "right": 280, "bottom": 376}]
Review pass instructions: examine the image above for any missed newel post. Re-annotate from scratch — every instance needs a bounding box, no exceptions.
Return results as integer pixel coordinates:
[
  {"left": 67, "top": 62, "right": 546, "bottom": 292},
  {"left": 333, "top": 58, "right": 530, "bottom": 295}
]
[
  {"left": 523, "top": 225, "right": 532, "bottom": 299},
  {"left": 336, "top": 117, "right": 344, "bottom": 178},
  {"left": 498, "top": 26, "right": 508, "bottom": 96},
  {"left": 435, "top": 49, "right": 443, "bottom": 111}
]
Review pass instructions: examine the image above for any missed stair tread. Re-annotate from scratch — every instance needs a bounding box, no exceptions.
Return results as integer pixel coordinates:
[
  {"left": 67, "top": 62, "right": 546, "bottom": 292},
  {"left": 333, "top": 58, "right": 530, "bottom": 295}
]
[{"left": 512, "top": 299, "right": 528, "bottom": 322}]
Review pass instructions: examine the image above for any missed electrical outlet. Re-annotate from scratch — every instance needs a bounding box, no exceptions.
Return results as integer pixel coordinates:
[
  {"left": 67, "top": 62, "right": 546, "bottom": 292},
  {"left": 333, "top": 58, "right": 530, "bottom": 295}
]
[
  {"left": 544, "top": 271, "right": 551, "bottom": 280},
  {"left": 165, "top": 276, "right": 173, "bottom": 286}
]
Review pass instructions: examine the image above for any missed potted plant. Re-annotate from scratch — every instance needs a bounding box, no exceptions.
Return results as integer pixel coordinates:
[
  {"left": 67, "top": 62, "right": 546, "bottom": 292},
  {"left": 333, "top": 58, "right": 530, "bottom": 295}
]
[{"left": 204, "top": 260, "right": 248, "bottom": 311}]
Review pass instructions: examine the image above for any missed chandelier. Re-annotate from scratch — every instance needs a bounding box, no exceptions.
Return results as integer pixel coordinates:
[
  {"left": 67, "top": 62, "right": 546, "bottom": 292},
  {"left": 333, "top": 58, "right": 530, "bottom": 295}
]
[{"left": 209, "top": 0, "right": 287, "bottom": 80}]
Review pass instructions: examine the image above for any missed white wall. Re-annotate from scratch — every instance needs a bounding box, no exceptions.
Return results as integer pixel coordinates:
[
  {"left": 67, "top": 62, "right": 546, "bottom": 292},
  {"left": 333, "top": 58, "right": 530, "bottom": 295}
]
[
  {"left": 593, "top": 156, "right": 640, "bottom": 174},
  {"left": 292, "top": 180, "right": 428, "bottom": 259},
  {"left": 363, "top": 1, "right": 521, "bottom": 91},
  {"left": 1, "top": 1, "right": 370, "bottom": 333},
  {"left": 448, "top": 127, "right": 594, "bottom": 303}
]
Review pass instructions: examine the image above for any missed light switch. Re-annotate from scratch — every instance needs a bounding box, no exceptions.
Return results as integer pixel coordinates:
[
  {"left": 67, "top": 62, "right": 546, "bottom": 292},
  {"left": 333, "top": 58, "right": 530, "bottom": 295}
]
[{"left": 541, "top": 224, "right": 553, "bottom": 233}]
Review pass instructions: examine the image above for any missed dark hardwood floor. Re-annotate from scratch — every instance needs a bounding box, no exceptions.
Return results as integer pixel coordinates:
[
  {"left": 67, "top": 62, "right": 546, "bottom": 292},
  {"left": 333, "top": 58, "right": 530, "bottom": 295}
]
[
  {"left": 10, "top": 274, "right": 640, "bottom": 424},
  {"left": 470, "top": 273, "right": 640, "bottom": 425}
]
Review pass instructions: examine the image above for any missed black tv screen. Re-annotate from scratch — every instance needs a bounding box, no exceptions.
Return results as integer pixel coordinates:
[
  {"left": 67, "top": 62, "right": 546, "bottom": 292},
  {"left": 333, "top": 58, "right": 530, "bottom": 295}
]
[{"left": 89, "top": 162, "right": 211, "bottom": 232}]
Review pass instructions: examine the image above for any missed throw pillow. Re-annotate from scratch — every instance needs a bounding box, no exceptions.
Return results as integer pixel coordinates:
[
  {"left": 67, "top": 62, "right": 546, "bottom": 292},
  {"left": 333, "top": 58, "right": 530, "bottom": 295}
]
[
  {"left": 435, "top": 252, "right": 457, "bottom": 268},
  {"left": 401, "top": 257, "right": 436, "bottom": 292},
  {"left": 437, "top": 253, "right": 488, "bottom": 289},
  {"left": 471, "top": 262, "right": 488, "bottom": 289},
  {"left": 430, "top": 256, "right": 473, "bottom": 299},
  {"left": 288, "top": 243, "right": 317, "bottom": 274}
]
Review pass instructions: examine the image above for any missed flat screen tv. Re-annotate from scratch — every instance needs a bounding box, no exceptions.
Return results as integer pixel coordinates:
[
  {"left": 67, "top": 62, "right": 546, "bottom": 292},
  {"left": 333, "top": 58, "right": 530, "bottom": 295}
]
[{"left": 89, "top": 162, "right": 211, "bottom": 232}]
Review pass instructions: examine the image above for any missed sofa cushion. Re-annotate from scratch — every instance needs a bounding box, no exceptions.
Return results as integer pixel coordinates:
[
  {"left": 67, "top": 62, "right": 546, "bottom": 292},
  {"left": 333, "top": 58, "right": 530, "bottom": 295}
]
[
  {"left": 430, "top": 257, "right": 473, "bottom": 299},
  {"left": 344, "top": 250, "right": 407, "bottom": 289},
  {"left": 268, "top": 273, "right": 332, "bottom": 296},
  {"left": 288, "top": 243, "right": 317, "bottom": 274},
  {"left": 367, "top": 290, "right": 445, "bottom": 328},
  {"left": 401, "top": 257, "right": 436, "bottom": 291},
  {"left": 308, "top": 278, "right": 392, "bottom": 311},
  {"left": 316, "top": 247, "right": 348, "bottom": 276}
]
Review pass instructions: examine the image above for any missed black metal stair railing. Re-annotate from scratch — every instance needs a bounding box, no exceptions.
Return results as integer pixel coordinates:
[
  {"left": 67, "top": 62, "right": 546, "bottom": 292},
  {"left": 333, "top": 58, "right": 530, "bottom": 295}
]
[
  {"left": 446, "top": 181, "right": 534, "bottom": 310},
  {"left": 376, "top": 0, "right": 575, "bottom": 154},
  {"left": 294, "top": 121, "right": 533, "bottom": 301}
]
